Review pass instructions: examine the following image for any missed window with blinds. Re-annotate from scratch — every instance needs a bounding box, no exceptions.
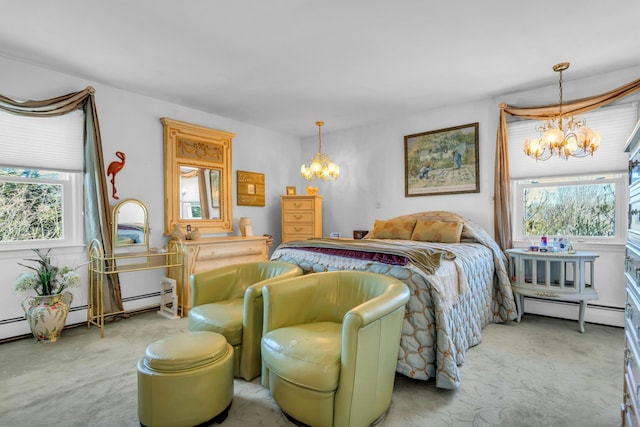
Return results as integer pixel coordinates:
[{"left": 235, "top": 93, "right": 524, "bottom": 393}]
[
  {"left": 508, "top": 103, "right": 638, "bottom": 244},
  {"left": 0, "top": 109, "right": 84, "bottom": 249}
]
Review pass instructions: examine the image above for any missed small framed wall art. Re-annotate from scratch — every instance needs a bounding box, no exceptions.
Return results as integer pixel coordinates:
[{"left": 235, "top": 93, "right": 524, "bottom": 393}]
[{"left": 237, "top": 170, "right": 265, "bottom": 206}]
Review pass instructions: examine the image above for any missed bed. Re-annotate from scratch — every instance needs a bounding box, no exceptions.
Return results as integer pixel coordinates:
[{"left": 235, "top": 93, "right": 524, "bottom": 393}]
[{"left": 270, "top": 211, "right": 517, "bottom": 389}]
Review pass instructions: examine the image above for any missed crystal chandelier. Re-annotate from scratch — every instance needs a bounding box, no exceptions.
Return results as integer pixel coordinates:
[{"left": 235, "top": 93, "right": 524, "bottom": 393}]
[
  {"left": 523, "top": 63, "right": 601, "bottom": 161},
  {"left": 300, "top": 121, "right": 340, "bottom": 181}
]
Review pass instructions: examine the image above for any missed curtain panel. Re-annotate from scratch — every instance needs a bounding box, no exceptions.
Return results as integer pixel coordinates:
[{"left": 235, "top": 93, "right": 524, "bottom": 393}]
[
  {"left": 0, "top": 87, "right": 123, "bottom": 313},
  {"left": 494, "top": 77, "right": 640, "bottom": 251}
]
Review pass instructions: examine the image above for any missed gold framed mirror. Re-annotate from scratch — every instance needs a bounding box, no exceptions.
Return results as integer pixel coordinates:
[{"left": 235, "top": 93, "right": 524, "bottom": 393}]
[
  {"left": 162, "top": 118, "right": 234, "bottom": 235},
  {"left": 112, "top": 198, "right": 149, "bottom": 248}
]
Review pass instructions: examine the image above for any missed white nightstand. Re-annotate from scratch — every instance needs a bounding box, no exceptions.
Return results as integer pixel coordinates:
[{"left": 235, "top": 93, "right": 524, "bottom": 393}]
[{"left": 505, "top": 248, "right": 599, "bottom": 333}]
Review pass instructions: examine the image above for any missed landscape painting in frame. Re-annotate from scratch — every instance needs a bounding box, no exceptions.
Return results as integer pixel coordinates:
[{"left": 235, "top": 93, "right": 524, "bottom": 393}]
[{"left": 404, "top": 122, "right": 479, "bottom": 197}]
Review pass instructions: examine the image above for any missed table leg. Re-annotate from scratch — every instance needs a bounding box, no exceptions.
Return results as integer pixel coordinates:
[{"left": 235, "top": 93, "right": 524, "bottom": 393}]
[
  {"left": 578, "top": 300, "right": 586, "bottom": 333},
  {"left": 515, "top": 292, "right": 523, "bottom": 322}
]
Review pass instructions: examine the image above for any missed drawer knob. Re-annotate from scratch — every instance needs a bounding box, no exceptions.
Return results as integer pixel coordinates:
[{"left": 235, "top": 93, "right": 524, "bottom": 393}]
[
  {"left": 294, "top": 202, "right": 302, "bottom": 208},
  {"left": 294, "top": 227, "right": 302, "bottom": 232},
  {"left": 294, "top": 215, "right": 302, "bottom": 220}
]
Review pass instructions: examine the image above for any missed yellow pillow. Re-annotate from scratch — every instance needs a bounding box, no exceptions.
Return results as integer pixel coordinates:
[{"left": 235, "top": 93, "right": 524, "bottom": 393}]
[
  {"left": 366, "top": 218, "right": 417, "bottom": 240},
  {"left": 411, "top": 220, "right": 463, "bottom": 243}
]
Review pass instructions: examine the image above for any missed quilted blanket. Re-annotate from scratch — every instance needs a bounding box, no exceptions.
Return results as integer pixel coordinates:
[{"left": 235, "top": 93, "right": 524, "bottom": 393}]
[{"left": 270, "top": 211, "right": 517, "bottom": 389}]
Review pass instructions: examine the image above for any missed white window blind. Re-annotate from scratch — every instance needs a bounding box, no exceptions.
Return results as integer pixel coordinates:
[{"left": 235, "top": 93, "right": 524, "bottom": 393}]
[
  {"left": 507, "top": 103, "right": 638, "bottom": 179},
  {"left": 0, "top": 108, "right": 84, "bottom": 171}
]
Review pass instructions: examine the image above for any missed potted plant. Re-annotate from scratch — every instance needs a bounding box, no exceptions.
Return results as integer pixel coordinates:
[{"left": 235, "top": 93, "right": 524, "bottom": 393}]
[{"left": 15, "top": 249, "right": 80, "bottom": 342}]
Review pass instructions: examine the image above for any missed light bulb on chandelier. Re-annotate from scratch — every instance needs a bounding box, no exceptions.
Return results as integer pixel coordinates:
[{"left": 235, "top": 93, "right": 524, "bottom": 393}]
[
  {"left": 301, "top": 121, "right": 340, "bottom": 181},
  {"left": 523, "top": 62, "right": 601, "bottom": 161}
]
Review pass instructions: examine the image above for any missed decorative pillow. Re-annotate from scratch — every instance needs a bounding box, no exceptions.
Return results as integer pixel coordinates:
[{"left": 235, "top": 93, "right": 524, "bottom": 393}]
[
  {"left": 365, "top": 218, "right": 417, "bottom": 240},
  {"left": 411, "top": 220, "right": 463, "bottom": 243}
]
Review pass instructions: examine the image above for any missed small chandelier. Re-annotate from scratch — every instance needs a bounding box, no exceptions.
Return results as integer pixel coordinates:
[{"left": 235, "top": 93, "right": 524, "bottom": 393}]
[
  {"left": 300, "top": 121, "right": 340, "bottom": 181},
  {"left": 523, "top": 62, "right": 601, "bottom": 161}
]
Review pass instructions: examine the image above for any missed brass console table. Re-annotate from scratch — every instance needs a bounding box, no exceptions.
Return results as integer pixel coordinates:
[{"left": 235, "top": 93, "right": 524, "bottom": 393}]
[{"left": 87, "top": 237, "right": 183, "bottom": 337}]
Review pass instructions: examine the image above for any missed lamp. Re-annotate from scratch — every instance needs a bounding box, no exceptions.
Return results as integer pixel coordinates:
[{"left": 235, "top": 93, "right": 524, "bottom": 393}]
[
  {"left": 523, "top": 62, "right": 601, "bottom": 161},
  {"left": 300, "top": 121, "right": 340, "bottom": 181}
]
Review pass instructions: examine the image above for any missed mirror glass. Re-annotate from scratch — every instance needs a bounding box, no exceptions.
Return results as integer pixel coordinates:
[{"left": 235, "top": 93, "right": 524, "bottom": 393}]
[
  {"left": 112, "top": 199, "right": 148, "bottom": 248},
  {"left": 162, "top": 118, "right": 234, "bottom": 235},
  {"left": 179, "top": 166, "right": 221, "bottom": 220}
]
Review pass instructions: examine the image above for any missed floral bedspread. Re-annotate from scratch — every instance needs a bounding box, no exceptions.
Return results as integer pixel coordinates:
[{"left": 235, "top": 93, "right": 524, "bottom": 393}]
[{"left": 270, "top": 211, "right": 517, "bottom": 389}]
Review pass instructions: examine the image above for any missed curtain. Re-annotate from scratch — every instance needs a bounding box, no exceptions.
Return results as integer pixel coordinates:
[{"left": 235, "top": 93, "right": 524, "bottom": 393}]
[
  {"left": 494, "top": 76, "right": 640, "bottom": 251},
  {"left": 0, "top": 87, "right": 123, "bottom": 313}
]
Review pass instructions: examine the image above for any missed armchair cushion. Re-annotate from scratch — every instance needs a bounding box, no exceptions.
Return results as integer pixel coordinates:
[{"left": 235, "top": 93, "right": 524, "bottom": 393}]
[
  {"left": 188, "top": 298, "right": 243, "bottom": 346},
  {"left": 262, "top": 322, "right": 342, "bottom": 392}
]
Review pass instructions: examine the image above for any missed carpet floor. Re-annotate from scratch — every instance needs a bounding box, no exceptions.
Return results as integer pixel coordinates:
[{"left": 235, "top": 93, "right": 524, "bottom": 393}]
[{"left": 0, "top": 310, "right": 623, "bottom": 426}]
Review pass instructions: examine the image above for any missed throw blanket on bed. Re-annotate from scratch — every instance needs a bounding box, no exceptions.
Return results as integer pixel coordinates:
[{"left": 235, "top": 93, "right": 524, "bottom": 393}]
[{"left": 279, "top": 237, "right": 454, "bottom": 274}]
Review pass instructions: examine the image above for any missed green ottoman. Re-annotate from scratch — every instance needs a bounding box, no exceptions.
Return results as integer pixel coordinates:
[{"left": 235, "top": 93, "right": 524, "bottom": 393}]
[{"left": 137, "top": 331, "right": 234, "bottom": 427}]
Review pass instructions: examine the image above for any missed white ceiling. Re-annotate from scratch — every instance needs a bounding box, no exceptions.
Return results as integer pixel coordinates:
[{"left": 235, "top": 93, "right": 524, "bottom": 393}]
[{"left": 1, "top": 1, "right": 639, "bottom": 137}]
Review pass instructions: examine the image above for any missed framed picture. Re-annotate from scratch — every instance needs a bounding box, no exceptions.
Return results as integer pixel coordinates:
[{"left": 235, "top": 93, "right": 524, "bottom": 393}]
[
  {"left": 286, "top": 186, "right": 296, "bottom": 195},
  {"left": 404, "top": 122, "right": 479, "bottom": 197},
  {"left": 237, "top": 170, "right": 265, "bottom": 207}
]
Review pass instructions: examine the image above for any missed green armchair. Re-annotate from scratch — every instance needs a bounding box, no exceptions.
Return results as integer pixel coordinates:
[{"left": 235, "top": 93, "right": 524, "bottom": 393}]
[
  {"left": 188, "top": 261, "right": 302, "bottom": 381},
  {"left": 261, "top": 270, "right": 410, "bottom": 427}
]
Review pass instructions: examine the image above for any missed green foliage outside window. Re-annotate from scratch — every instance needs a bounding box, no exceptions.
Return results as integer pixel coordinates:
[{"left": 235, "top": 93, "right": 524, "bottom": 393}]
[
  {"left": 523, "top": 182, "right": 616, "bottom": 237},
  {"left": 0, "top": 168, "right": 63, "bottom": 242}
]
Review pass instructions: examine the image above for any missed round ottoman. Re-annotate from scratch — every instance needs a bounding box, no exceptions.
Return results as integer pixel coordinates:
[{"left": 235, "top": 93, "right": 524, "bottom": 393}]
[{"left": 137, "top": 331, "right": 234, "bottom": 427}]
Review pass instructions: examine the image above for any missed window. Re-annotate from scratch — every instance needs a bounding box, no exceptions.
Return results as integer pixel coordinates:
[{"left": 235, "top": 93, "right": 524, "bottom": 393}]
[
  {"left": 512, "top": 174, "right": 626, "bottom": 244},
  {"left": 0, "top": 110, "right": 84, "bottom": 250},
  {"left": 508, "top": 103, "right": 638, "bottom": 245}
]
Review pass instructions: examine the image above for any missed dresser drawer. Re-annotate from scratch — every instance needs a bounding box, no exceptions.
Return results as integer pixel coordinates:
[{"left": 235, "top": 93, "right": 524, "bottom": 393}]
[
  {"left": 283, "top": 223, "right": 315, "bottom": 235},
  {"left": 624, "top": 370, "right": 640, "bottom": 427},
  {"left": 282, "top": 198, "right": 315, "bottom": 210},
  {"left": 193, "top": 240, "right": 266, "bottom": 262},
  {"left": 283, "top": 211, "right": 315, "bottom": 222},
  {"left": 627, "top": 244, "right": 640, "bottom": 290},
  {"left": 628, "top": 289, "right": 640, "bottom": 345},
  {"left": 630, "top": 194, "right": 640, "bottom": 243}
]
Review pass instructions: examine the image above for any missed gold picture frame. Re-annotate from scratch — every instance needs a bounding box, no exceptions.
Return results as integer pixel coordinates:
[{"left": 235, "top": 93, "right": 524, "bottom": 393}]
[
  {"left": 237, "top": 170, "right": 265, "bottom": 207},
  {"left": 286, "top": 186, "right": 296, "bottom": 195}
]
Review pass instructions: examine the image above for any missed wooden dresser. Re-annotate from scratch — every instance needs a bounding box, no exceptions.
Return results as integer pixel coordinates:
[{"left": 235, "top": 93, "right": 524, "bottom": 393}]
[
  {"left": 623, "top": 118, "right": 640, "bottom": 426},
  {"left": 281, "top": 195, "right": 322, "bottom": 243},
  {"left": 167, "top": 235, "right": 269, "bottom": 316}
]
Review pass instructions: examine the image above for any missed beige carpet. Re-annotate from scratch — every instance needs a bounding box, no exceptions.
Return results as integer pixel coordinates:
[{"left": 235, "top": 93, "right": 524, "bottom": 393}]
[{"left": 0, "top": 310, "right": 623, "bottom": 427}]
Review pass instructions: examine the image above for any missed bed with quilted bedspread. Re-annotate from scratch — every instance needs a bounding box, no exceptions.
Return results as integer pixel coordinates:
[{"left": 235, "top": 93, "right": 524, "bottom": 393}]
[{"left": 270, "top": 211, "right": 517, "bottom": 389}]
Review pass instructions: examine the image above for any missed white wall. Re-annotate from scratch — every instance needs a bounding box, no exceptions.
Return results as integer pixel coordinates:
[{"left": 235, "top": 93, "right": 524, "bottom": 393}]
[{"left": 2, "top": 55, "right": 638, "bottom": 340}]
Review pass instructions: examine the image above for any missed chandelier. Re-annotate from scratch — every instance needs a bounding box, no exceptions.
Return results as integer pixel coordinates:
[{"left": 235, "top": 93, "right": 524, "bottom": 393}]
[
  {"left": 300, "top": 121, "right": 340, "bottom": 181},
  {"left": 523, "top": 62, "right": 601, "bottom": 161}
]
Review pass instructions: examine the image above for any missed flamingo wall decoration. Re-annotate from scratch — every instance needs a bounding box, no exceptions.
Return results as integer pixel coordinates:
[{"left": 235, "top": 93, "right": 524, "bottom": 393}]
[{"left": 107, "top": 151, "right": 126, "bottom": 199}]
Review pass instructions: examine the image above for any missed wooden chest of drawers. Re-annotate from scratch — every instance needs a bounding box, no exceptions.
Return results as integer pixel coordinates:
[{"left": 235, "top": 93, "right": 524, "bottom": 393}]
[
  {"left": 167, "top": 235, "right": 268, "bottom": 316},
  {"left": 624, "top": 118, "right": 640, "bottom": 426},
  {"left": 281, "top": 195, "right": 322, "bottom": 243}
]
